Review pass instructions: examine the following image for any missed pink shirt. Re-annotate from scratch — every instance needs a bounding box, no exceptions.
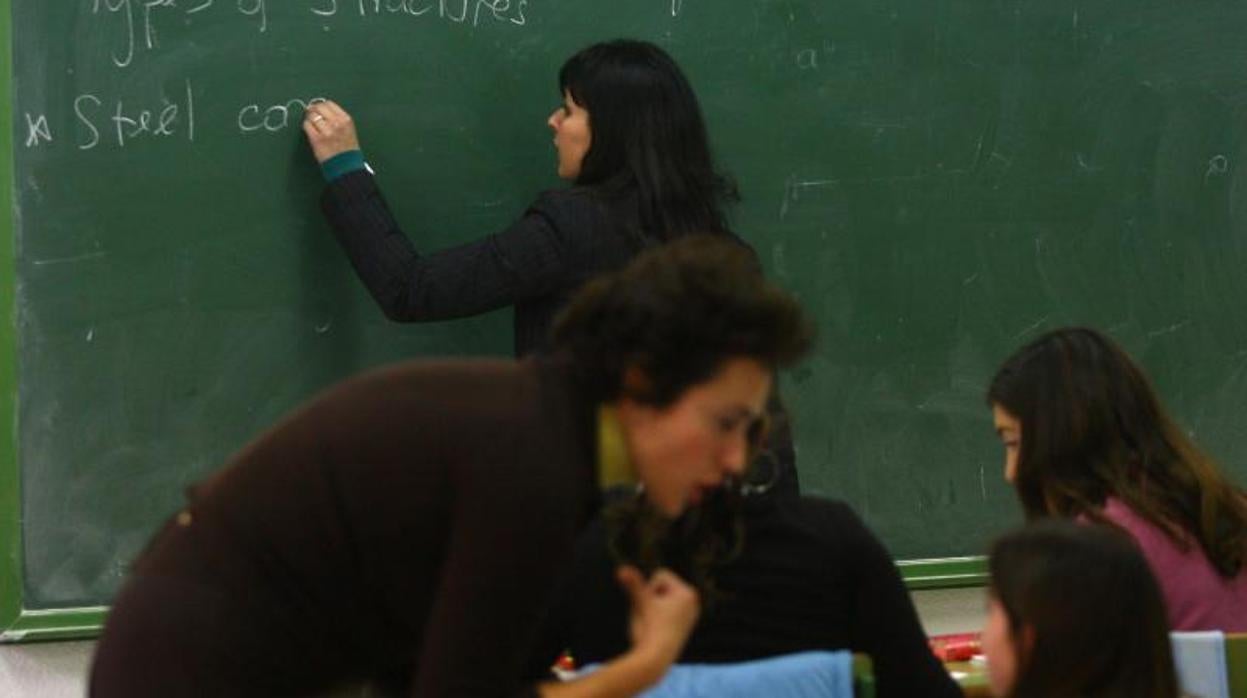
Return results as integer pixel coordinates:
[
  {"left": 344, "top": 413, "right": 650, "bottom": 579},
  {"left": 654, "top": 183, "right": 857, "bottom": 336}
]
[{"left": 1101, "top": 497, "right": 1247, "bottom": 632}]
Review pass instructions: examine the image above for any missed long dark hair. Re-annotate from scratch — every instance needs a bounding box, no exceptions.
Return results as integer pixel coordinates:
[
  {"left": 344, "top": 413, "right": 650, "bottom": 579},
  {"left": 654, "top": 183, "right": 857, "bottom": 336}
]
[
  {"left": 987, "top": 327, "right": 1247, "bottom": 577},
  {"left": 989, "top": 521, "right": 1178, "bottom": 698},
  {"left": 558, "top": 39, "right": 738, "bottom": 238}
]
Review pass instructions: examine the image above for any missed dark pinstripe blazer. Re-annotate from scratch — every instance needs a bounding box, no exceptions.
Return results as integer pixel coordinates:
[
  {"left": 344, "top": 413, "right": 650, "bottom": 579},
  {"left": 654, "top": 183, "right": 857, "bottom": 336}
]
[{"left": 321, "top": 171, "right": 651, "bottom": 357}]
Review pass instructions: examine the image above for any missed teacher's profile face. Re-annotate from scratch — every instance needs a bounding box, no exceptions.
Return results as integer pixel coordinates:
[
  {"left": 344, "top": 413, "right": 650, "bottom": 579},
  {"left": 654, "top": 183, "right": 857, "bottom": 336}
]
[{"left": 547, "top": 90, "right": 592, "bottom": 180}]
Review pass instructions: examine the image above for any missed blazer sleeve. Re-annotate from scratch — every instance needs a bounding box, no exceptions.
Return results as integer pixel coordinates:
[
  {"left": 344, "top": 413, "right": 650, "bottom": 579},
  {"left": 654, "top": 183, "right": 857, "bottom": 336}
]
[
  {"left": 320, "top": 170, "right": 578, "bottom": 322},
  {"left": 822, "top": 503, "right": 964, "bottom": 698}
]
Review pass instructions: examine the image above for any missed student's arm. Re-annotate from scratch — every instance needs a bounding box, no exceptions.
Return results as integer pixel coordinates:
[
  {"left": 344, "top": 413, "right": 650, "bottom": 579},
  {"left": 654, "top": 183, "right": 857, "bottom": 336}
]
[
  {"left": 824, "top": 502, "right": 963, "bottom": 698},
  {"left": 537, "top": 567, "right": 699, "bottom": 698},
  {"left": 304, "top": 99, "right": 576, "bottom": 322}
]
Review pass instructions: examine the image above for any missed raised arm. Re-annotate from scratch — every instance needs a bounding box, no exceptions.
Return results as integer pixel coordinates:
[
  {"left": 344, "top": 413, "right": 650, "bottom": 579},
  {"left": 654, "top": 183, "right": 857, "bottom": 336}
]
[{"left": 305, "top": 100, "right": 577, "bottom": 322}]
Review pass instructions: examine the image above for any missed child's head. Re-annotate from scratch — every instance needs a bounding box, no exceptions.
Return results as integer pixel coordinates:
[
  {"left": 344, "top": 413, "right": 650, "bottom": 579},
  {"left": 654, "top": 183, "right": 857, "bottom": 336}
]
[{"left": 983, "top": 520, "right": 1177, "bottom": 698}]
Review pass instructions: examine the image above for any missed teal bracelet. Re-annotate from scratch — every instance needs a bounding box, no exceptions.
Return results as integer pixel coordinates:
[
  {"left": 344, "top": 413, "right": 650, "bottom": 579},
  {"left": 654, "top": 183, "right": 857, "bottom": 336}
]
[{"left": 321, "top": 150, "right": 369, "bottom": 182}]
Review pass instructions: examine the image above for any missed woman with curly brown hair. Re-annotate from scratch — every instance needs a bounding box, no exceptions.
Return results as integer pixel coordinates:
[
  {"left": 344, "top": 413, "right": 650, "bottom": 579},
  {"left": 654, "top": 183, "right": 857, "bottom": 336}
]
[{"left": 91, "top": 237, "right": 813, "bottom": 697}]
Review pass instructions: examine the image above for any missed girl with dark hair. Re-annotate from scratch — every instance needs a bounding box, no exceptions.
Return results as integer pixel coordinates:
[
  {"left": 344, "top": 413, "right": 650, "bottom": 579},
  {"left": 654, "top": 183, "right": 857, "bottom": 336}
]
[
  {"left": 90, "top": 237, "right": 814, "bottom": 697},
  {"left": 982, "top": 520, "right": 1179, "bottom": 698},
  {"left": 988, "top": 326, "right": 1247, "bottom": 630}
]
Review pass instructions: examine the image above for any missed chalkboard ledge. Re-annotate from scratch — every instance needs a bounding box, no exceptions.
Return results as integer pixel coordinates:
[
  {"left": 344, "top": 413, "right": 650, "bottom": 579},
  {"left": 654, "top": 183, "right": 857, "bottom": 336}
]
[
  {"left": 0, "top": 558, "right": 987, "bottom": 643},
  {"left": 897, "top": 557, "right": 988, "bottom": 590},
  {"left": 0, "top": 606, "right": 106, "bottom": 643}
]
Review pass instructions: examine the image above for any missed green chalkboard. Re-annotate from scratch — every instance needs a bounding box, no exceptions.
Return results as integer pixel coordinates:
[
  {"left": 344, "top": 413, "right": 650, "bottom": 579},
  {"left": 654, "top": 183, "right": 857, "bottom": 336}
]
[{"left": 4, "top": 0, "right": 1247, "bottom": 639}]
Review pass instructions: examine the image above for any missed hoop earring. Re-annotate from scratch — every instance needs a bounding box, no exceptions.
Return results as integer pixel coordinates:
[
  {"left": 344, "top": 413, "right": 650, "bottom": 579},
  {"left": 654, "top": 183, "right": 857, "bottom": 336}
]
[{"left": 741, "top": 450, "right": 780, "bottom": 497}]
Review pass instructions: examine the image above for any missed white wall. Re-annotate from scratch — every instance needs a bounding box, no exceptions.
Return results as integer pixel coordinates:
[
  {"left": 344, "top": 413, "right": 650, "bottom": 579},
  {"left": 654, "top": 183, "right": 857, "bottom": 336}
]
[
  {"left": 912, "top": 586, "right": 987, "bottom": 636},
  {"left": 0, "top": 640, "right": 93, "bottom": 697}
]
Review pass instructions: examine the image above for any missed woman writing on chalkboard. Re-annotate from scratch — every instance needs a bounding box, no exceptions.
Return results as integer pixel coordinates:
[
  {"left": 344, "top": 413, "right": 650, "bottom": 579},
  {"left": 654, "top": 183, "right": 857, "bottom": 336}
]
[
  {"left": 987, "top": 327, "right": 1247, "bottom": 631},
  {"left": 90, "top": 238, "right": 814, "bottom": 697},
  {"left": 305, "top": 38, "right": 801, "bottom": 495},
  {"left": 303, "top": 38, "right": 738, "bottom": 357}
]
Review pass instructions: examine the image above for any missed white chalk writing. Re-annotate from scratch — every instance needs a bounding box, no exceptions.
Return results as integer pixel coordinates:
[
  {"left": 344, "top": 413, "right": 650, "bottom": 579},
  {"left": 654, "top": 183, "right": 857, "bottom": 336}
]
[
  {"left": 73, "top": 80, "right": 195, "bottom": 149},
  {"left": 238, "top": 96, "right": 326, "bottom": 133},
  {"left": 91, "top": 0, "right": 270, "bottom": 69},
  {"left": 87, "top": 0, "right": 530, "bottom": 69},
  {"left": 25, "top": 114, "right": 53, "bottom": 147},
  {"left": 24, "top": 3, "right": 539, "bottom": 153}
]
